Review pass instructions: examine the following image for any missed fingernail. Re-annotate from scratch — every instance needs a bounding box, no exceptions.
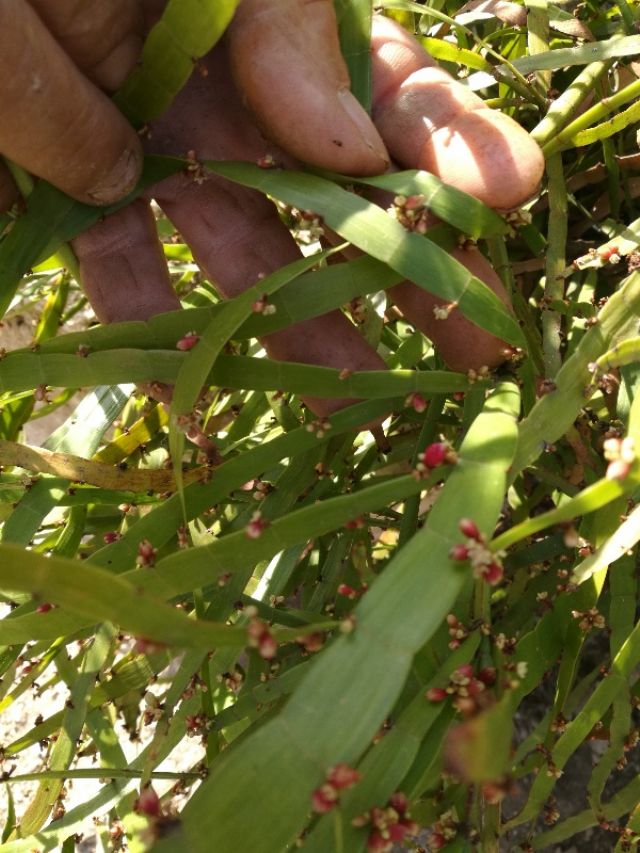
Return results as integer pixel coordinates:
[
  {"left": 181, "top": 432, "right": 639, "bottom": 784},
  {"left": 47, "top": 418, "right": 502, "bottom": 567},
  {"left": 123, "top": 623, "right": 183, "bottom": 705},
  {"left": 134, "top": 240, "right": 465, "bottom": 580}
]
[
  {"left": 87, "top": 145, "right": 143, "bottom": 205},
  {"left": 338, "top": 88, "right": 388, "bottom": 165}
]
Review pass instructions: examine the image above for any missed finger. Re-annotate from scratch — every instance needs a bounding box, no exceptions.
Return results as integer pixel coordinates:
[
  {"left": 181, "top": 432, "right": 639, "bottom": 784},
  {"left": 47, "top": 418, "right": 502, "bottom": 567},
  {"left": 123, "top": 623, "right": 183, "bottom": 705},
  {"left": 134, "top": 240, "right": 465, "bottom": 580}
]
[
  {"left": 390, "top": 246, "right": 512, "bottom": 372},
  {"left": 370, "top": 16, "right": 545, "bottom": 210},
  {"left": 227, "top": 0, "right": 389, "bottom": 176},
  {"left": 0, "top": 162, "right": 20, "bottom": 213},
  {"left": 0, "top": 0, "right": 142, "bottom": 204},
  {"left": 27, "top": 0, "right": 144, "bottom": 91},
  {"left": 72, "top": 198, "right": 180, "bottom": 323}
]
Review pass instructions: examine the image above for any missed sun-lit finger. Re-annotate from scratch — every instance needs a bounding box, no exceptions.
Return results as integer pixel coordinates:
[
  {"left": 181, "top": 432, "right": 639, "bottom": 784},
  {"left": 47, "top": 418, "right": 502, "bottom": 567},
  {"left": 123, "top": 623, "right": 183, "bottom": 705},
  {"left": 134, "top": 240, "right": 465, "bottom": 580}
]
[
  {"left": 227, "top": 0, "right": 389, "bottom": 175},
  {"left": 0, "top": 0, "right": 143, "bottom": 204},
  {"left": 371, "top": 15, "right": 544, "bottom": 210}
]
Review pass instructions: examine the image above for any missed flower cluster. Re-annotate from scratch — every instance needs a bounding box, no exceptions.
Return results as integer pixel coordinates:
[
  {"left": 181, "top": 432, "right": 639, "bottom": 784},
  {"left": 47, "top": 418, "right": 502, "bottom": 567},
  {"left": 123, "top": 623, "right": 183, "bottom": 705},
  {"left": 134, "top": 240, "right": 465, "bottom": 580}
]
[
  {"left": 337, "top": 582, "right": 368, "bottom": 600},
  {"left": 245, "top": 510, "right": 269, "bottom": 539},
  {"left": 427, "top": 808, "right": 459, "bottom": 851},
  {"left": 389, "top": 193, "right": 430, "bottom": 234},
  {"left": 571, "top": 607, "right": 606, "bottom": 632},
  {"left": 426, "top": 663, "right": 496, "bottom": 716},
  {"left": 246, "top": 614, "right": 278, "bottom": 660},
  {"left": 311, "top": 763, "right": 361, "bottom": 814},
  {"left": 449, "top": 519, "right": 505, "bottom": 585},
  {"left": 603, "top": 436, "right": 636, "bottom": 481},
  {"left": 136, "top": 539, "right": 157, "bottom": 568},
  {"left": 413, "top": 441, "right": 457, "bottom": 480},
  {"left": 352, "top": 792, "right": 418, "bottom": 852}
]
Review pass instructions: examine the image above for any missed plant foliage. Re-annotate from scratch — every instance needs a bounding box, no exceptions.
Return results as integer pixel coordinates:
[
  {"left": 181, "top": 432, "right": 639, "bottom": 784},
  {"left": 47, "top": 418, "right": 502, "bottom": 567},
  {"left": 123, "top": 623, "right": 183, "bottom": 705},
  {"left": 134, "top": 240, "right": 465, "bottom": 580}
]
[{"left": 3, "top": 1, "right": 640, "bottom": 851}]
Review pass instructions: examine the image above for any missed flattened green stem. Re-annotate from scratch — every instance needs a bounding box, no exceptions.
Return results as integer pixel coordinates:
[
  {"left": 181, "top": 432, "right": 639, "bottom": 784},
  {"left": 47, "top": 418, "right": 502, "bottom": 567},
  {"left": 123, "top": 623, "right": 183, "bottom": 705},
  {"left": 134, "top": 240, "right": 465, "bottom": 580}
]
[
  {"left": 543, "top": 76, "right": 640, "bottom": 156},
  {"left": 3, "top": 769, "right": 200, "bottom": 783},
  {"left": 514, "top": 271, "right": 640, "bottom": 477},
  {"left": 526, "top": 0, "right": 551, "bottom": 93},
  {"left": 542, "top": 153, "right": 568, "bottom": 377},
  {"left": 491, "top": 473, "right": 640, "bottom": 553},
  {"left": 532, "top": 61, "right": 609, "bottom": 148}
]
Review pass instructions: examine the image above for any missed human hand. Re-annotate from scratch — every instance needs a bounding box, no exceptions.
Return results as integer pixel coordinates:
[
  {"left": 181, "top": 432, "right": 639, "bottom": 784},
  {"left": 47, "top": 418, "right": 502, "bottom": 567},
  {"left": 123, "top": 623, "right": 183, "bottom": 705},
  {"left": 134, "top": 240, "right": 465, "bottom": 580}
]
[{"left": 4, "top": 0, "right": 545, "bottom": 418}]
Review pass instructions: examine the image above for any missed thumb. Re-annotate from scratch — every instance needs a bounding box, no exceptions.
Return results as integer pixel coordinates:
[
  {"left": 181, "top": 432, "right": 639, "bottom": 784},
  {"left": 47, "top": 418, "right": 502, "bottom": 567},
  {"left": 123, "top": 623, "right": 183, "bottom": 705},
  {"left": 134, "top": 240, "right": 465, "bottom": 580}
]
[{"left": 227, "top": 0, "right": 388, "bottom": 175}]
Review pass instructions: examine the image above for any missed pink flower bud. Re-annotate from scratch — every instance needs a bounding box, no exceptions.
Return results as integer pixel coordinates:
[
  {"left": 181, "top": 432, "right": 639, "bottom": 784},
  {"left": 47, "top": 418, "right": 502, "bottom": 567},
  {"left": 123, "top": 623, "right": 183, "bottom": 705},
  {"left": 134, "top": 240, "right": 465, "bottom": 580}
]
[
  {"left": 477, "top": 666, "right": 497, "bottom": 686},
  {"left": 426, "top": 687, "right": 448, "bottom": 702},
  {"left": 483, "top": 561, "right": 504, "bottom": 585},
  {"left": 136, "top": 539, "right": 157, "bottom": 567},
  {"left": 328, "top": 763, "right": 360, "bottom": 790},
  {"left": 176, "top": 332, "right": 200, "bottom": 351},
  {"left": 422, "top": 442, "right": 448, "bottom": 468},
  {"left": 102, "top": 531, "right": 121, "bottom": 544},
  {"left": 458, "top": 518, "right": 481, "bottom": 540},
  {"left": 257, "top": 633, "right": 278, "bottom": 660},
  {"left": 136, "top": 787, "right": 160, "bottom": 818},
  {"left": 312, "top": 783, "right": 338, "bottom": 814},
  {"left": 409, "top": 393, "right": 427, "bottom": 413},
  {"left": 455, "top": 664, "right": 474, "bottom": 680},
  {"left": 389, "top": 792, "right": 408, "bottom": 815},
  {"left": 36, "top": 603, "right": 54, "bottom": 614},
  {"left": 449, "top": 544, "right": 470, "bottom": 561}
]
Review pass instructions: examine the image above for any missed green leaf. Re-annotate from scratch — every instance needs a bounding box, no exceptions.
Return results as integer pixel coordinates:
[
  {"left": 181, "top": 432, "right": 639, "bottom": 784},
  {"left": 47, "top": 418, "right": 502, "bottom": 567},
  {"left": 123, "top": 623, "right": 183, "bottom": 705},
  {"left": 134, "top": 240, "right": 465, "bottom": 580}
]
[{"left": 334, "top": 0, "right": 373, "bottom": 111}]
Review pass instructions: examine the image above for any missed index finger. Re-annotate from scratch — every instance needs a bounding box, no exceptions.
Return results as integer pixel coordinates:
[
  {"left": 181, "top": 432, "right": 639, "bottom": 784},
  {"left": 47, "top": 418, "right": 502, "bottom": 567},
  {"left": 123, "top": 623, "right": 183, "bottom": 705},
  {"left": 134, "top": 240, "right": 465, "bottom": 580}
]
[
  {"left": 0, "top": 0, "right": 142, "bottom": 204},
  {"left": 227, "top": 0, "right": 389, "bottom": 175}
]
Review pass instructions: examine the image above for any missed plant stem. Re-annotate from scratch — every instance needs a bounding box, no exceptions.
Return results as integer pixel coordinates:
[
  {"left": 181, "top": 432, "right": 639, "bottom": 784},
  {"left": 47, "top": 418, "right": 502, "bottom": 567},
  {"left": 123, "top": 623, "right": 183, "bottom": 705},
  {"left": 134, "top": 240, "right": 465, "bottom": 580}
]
[
  {"left": 532, "top": 61, "right": 609, "bottom": 148},
  {"left": 542, "top": 153, "right": 568, "bottom": 378}
]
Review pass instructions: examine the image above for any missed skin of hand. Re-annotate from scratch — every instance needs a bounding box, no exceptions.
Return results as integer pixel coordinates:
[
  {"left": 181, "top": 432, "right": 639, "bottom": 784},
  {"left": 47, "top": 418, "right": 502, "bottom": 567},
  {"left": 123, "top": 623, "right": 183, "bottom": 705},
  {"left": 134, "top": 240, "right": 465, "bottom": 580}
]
[
  {"left": 0, "top": 0, "right": 144, "bottom": 205},
  {"left": 1, "top": 0, "right": 546, "bottom": 418}
]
